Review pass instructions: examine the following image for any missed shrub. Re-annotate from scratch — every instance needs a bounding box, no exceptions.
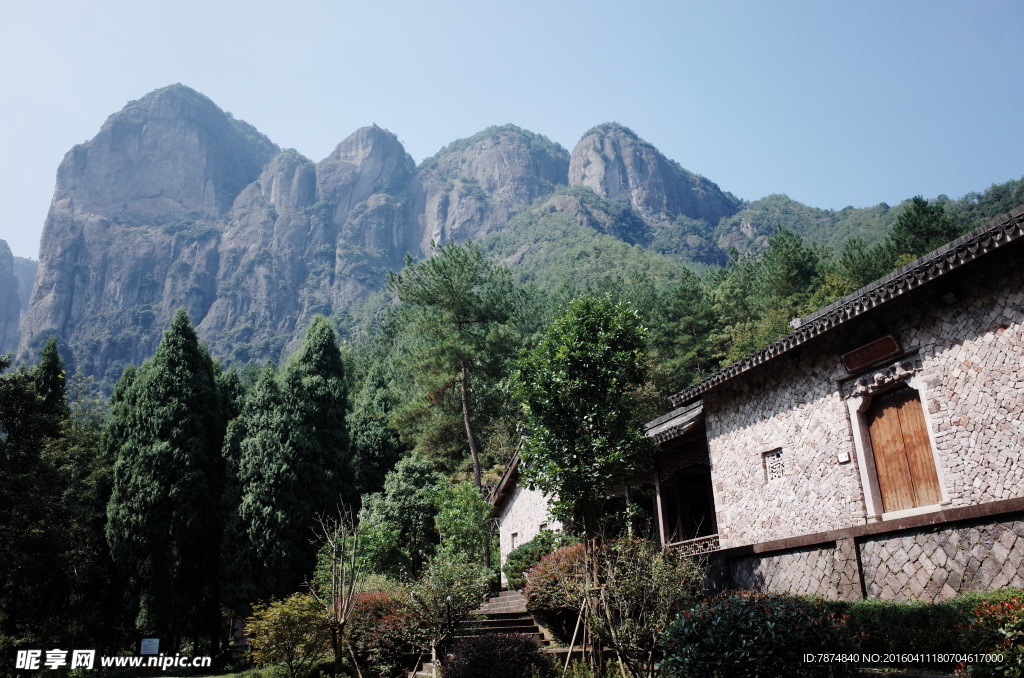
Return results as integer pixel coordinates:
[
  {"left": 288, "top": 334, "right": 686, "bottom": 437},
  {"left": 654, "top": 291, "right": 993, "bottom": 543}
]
[
  {"left": 524, "top": 543, "right": 586, "bottom": 613},
  {"left": 660, "top": 591, "right": 858, "bottom": 678},
  {"left": 524, "top": 543, "right": 586, "bottom": 641},
  {"left": 503, "top": 531, "right": 575, "bottom": 590},
  {"left": 348, "top": 592, "right": 427, "bottom": 678},
  {"left": 443, "top": 633, "right": 554, "bottom": 678},
  {"left": 957, "top": 596, "right": 1024, "bottom": 676},
  {"left": 827, "top": 588, "right": 1024, "bottom": 671},
  {"left": 589, "top": 538, "right": 705, "bottom": 678},
  {"left": 246, "top": 593, "right": 330, "bottom": 678}
]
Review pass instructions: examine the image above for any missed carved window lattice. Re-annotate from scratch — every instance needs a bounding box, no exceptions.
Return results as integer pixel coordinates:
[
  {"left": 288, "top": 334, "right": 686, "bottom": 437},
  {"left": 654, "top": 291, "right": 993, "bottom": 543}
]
[{"left": 764, "top": 449, "right": 784, "bottom": 481}]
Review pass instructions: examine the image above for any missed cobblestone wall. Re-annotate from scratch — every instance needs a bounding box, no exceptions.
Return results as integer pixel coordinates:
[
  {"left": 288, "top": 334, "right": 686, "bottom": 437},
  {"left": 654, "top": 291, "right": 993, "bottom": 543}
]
[
  {"left": 859, "top": 517, "right": 1024, "bottom": 602},
  {"left": 728, "top": 537, "right": 862, "bottom": 601},
  {"left": 725, "top": 516, "right": 1024, "bottom": 603}
]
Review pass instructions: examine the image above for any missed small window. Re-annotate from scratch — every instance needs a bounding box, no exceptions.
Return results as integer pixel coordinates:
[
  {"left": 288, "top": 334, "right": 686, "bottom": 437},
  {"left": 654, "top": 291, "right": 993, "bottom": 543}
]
[
  {"left": 510, "top": 532, "right": 518, "bottom": 550},
  {"left": 763, "top": 449, "right": 784, "bottom": 482},
  {"left": 539, "top": 522, "right": 548, "bottom": 531}
]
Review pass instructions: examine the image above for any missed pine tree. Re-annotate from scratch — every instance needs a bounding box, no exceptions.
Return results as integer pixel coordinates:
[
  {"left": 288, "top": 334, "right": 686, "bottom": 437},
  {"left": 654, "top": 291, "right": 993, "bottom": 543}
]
[
  {"left": 280, "top": 316, "right": 352, "bottom": 510},
  {"left": 105, "top": 310, "right": 226, "bottom": 652},
  {"left": 349, "top": 361, "right": 404, "bottom": 498},
  {"left": 886, "top": 196, "right": 959, "bottom": 265},
  {"left": 387, "top": 241, "right": 520, "bottom": 487}
]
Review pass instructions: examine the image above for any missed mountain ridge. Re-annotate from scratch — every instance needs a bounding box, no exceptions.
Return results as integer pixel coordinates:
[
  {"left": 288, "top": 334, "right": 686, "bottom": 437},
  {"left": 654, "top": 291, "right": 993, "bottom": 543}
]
[{"left": 14, "top": 84, "right": 1023, "bottom": 381}]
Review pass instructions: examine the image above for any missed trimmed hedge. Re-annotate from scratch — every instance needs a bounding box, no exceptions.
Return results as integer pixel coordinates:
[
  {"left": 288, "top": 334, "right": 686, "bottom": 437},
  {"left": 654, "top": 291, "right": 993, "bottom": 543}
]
[{"left": 660, "top": 591, "right": 857, "bottom": 677}]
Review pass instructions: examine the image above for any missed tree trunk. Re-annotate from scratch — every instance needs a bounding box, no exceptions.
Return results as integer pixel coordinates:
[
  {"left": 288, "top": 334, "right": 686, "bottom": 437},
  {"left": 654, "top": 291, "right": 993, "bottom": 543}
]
[{"left": 460, "top": 363, "right": 482, "bottom": 489}]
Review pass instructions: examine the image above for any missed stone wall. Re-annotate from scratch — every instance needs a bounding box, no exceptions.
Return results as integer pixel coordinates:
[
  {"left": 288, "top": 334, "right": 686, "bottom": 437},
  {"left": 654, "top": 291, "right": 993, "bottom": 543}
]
[
  {"left": 859, "top": 517, "right": 1024, "bottom": 602},
  {"left": 496, "top": 484, "right": 561, "bottom": 585},
  {"left": 705, "top": 263, "right": 1024, "bottom": 549},
  {"left": 722, "top": 512, "right": 1024, "bottom": 603}
]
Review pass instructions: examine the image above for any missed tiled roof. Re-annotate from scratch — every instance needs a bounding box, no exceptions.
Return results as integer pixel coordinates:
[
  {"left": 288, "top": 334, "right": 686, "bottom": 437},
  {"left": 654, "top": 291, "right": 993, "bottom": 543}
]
[{"left": 669, "top": 204, "right": 1024, "bottom": 408}]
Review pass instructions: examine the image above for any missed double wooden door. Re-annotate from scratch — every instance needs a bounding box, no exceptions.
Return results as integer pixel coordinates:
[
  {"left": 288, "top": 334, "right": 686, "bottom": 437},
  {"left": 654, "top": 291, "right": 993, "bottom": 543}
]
[{"left": 866, "top": 385, "right": 942, "bottom": 512}]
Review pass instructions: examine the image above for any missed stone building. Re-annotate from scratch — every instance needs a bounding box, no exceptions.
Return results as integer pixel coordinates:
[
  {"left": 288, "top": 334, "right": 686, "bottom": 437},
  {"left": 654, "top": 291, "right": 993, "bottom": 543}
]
[{"left": 496, "top": 205, "right": 1024, "bottom": 601}]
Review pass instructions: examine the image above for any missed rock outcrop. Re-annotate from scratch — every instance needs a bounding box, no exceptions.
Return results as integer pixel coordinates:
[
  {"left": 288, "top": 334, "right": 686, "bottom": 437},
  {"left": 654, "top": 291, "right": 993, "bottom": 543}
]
[
  {"left": 18, "top": 87, "right": 742, "bottom": 380},
  {"left": 569, "top": 123, "right": 739, "bottom": 228},
  {"left": 417, "top": 125, "right": 569, "bottom": 249},
  {"left": 0, "top": 241, "right": 20, "bottom": 354},
  {"left": 14, "top": 257, "right": 36, "bottom": 321},
  {"left": 22, "top": 84, "right": 278, "bottom": 377}
]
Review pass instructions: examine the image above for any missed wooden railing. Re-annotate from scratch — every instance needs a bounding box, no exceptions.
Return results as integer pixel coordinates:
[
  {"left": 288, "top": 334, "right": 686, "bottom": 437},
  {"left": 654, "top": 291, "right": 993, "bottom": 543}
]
[{"left": 666, "top": 533, "right": 720, "bottom": 557}]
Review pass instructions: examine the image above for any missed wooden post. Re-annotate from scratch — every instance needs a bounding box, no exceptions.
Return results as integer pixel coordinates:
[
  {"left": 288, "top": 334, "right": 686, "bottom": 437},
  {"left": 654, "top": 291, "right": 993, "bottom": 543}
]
[{"left": 653, "top": 459, "right": 667, "bottom": 546}]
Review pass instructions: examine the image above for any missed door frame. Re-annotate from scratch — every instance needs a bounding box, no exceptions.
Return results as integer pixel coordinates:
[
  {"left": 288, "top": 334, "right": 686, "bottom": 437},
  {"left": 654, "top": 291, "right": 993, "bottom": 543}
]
[{"left": 843, "top": 358, "right": 949, "bottom": 522}]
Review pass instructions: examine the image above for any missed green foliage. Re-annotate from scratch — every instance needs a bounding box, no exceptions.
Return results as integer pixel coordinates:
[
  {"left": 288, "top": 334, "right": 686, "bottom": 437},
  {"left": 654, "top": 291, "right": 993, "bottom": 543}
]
[
  {"left": 433, "top": 480, "right": 496, "bottom": 570},
  {"left": 503, "top": 530, "right": 576, "bottom": 591},
  {"left": 660, "top": 591, "right": 858, "bottom": 678},
  {"left": 387, "top": 241, "right": 522, "bottom": 485},
  {"left": 105, "top": 310, "right": 227, "bottom": 648},
  {"left": 957, "top": 595, "right": 1024, "bottom": 676},
  {"left": 0, "top": 344, "right": 120, "bottom": 657},
  {"left": 223, "top": 318, "right": 353, "bottom": 610},
  {"left": 444, "top": 633, "right": 555, "bottom": 678},
  {"left": 407, "top": 553, "right": 490, "bottom": 661},
  {"left": 588, "top": 538, "right": 705, "bottom": 678},
  {"left": 812, "top": 588, "right": 1024, "bottom": 672},
  {"left": 511, "top": 296, "right": 652, "bottom": 535},
  {"left": 886, "top": 195, "right": 959, "bottom": 264},
  {"left": 246, "top": 594, "right": 330, "bottom": 678},
  {"left": 349, "top": 361, "right": 405, "bottom": 497},
  {"left": 358, "top": 454, "right": 444, "bottom": 580}
]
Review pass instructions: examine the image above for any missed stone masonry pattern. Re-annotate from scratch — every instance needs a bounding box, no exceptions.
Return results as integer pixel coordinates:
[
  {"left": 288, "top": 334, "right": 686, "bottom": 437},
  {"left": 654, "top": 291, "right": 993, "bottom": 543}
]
[
  {"left": 729, "top": 537, "right": 862, "bottom": 601},
  {"left": 859, "top": 518, "right": 1024, "bottom": 602},
  {"left": 727, "top": 517, "right": 1024, "bottom": 603},
  {"left": 706, "top": 264, "right": 1024, "bottom": 549}
]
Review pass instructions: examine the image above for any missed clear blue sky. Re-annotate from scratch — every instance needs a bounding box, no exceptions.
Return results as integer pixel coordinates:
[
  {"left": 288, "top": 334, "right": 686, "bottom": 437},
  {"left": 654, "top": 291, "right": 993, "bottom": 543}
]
[{"left": 2, "top": 0, "right": 1022, "bottom": 259}]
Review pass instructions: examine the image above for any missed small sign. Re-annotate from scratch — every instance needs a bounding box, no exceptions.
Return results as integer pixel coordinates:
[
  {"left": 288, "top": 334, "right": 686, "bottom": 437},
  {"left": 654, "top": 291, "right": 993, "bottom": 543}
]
[
  {"left": 140, "top": 638, "right": 160, "bottom": 655},
  {"left": 841, "top": 335, "right": 902, "bottom": 373}
]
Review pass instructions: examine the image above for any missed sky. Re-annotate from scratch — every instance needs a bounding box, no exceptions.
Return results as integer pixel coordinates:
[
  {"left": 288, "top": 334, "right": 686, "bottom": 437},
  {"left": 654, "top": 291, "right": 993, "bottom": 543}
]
[{"left": 1, "top": 0, "right": 1022, "bottom": 259}]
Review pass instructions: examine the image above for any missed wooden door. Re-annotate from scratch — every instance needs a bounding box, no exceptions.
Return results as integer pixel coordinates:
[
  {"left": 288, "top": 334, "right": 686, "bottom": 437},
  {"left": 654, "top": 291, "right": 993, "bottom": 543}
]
[{"left": 866, "top": 386, "right": 942, "bottom": 512}]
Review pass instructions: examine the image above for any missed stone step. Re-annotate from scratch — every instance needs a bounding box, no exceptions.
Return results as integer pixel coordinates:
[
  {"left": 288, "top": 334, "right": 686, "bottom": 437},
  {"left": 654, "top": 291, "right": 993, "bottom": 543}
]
[
  {"left": 459, "top": 624, "right": 542, "bottom": 635},
  {"left": 462, "top": 617, "right": 536, "bottom": 628}
]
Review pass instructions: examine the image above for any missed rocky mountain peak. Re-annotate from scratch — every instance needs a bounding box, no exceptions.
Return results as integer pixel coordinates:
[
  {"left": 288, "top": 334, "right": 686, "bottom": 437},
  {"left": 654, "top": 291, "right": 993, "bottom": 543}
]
[
  {"left": 569, "top": 123, "right": 739, "bottom": 227},
  {"left": 316, "top": 125, "right": 416, "bottom": 226},
  {"left": 55, "top": 83, "right": 278, "bottom": 219},
  {"left": 417, "top": 125, "right": 570, "bottom": 247}
]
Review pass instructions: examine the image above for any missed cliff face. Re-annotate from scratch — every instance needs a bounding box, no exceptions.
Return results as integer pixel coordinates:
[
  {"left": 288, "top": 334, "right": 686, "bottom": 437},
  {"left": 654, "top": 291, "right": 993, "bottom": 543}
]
[
  {"left": 417, "top": 125, "right": 570, "bottom": 249},
  {"left": 0, "top": 241, "right": 19, "bottom": 354},
  {"left": 22, "top": 85, "right": 279, "bottom": 377},
  {"left": 568, "top": 123, "right": 740, "bottom": 230},
  {"left": 19, "top": 87, "right": 742, "bottom": 378}
]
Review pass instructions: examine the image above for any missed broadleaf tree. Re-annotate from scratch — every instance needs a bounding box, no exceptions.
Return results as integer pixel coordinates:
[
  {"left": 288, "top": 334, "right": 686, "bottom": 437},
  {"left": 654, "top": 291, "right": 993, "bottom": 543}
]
[{"left": 511, "top": 295, "right": 652, "bottom": 538}]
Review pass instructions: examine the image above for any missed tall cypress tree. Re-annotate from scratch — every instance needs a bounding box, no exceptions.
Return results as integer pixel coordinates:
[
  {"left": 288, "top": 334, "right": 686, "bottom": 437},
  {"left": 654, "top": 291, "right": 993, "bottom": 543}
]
[
  {"left": 105, "top": 310, "right": 226, "bottom": 652},
  {"left": 225, "top": 317, "right": 351, "bottom": 606},
  {"left": 281, "top": 316, "right": 352, "bottom": 510}
]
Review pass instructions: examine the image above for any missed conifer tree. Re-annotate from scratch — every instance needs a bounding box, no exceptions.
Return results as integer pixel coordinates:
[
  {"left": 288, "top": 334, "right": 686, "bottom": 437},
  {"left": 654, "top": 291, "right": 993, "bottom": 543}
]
[
  {"left": 387, "top": 241, "right": 520, "bottom": 487},
  {"left": 105, "top": 310, "right": 226, "bottom": 652},
  {"left": 280, "top": 316, "right": 352, "bottom": 510},
  {"left": 224, "top": 317, "right": 351, "bottom": 606}
]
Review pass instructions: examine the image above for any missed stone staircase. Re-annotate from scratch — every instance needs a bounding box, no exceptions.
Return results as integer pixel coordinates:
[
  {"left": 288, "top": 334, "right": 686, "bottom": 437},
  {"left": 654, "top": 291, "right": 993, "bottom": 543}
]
[
  {"left": 458, "top": 590, "right": 546, "bottom": 643},
  {"left": 408, "top": 591, "right": 545, "bottom": 677}
]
